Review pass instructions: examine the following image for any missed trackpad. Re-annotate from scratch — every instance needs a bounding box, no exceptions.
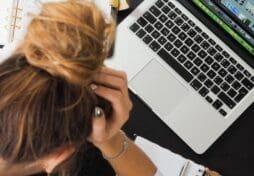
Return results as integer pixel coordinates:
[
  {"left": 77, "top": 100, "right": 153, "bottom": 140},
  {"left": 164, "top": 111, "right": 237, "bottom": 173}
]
[{"left": 130, "top": 59, "right": 189, "bottom": 117}]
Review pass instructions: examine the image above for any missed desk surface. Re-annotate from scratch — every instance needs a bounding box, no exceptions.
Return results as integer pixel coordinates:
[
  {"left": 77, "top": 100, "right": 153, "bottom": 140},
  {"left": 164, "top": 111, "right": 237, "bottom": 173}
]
[{"left": 120, "top": 1, "right": 254, "bottom": 176}]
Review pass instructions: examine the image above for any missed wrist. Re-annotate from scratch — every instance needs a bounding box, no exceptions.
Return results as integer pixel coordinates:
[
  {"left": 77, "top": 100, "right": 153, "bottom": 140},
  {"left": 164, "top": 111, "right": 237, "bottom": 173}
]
[{"left": 94, "top": 131, "right": 127, "bottom": 159}]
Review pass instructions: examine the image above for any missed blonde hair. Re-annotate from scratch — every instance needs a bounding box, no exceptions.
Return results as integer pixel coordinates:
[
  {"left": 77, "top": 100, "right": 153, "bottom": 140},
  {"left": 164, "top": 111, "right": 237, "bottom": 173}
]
[{"left": 0, "top": 0, "right": 115, "bottom": 175}]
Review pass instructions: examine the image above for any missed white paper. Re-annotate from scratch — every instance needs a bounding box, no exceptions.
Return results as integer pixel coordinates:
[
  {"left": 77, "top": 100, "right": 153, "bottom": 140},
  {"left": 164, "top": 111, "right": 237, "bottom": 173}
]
[{"left": 135, "top": 136, "right": 205, "bottom": 176}]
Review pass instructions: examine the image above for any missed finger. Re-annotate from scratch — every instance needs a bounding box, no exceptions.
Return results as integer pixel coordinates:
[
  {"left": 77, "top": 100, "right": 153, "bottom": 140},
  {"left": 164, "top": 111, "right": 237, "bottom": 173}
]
[
  {"left": 88, "top": 107, "right": 107, "bottom": 143},
  {"left": 100, "top": 67, "right": 127, "bottom": 80},
  {"left": 94, "top": 72, "right": 127, "bottom": 91}
]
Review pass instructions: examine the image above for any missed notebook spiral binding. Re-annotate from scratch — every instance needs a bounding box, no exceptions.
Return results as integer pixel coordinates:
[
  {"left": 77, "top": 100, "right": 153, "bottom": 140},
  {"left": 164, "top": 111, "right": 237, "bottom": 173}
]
[{"left": 5, "top": 5, "right": 23, "bottom": 43}]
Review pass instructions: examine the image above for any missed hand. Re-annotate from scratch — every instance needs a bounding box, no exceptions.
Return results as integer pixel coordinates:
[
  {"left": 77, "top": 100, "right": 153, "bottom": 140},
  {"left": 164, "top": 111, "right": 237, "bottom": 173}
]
[{"left": 88, "top": 67, "right": 132, "bottom": 147}]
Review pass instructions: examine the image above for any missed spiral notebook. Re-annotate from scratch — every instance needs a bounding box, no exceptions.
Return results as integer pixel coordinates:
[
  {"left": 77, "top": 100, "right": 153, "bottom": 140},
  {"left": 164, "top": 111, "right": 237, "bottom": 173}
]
[
  {"left": 135, "top": 136, "right": 205, "bottom": 176},
  {"left": 0, "top": 0, "right": 115, "bottom": 46}
]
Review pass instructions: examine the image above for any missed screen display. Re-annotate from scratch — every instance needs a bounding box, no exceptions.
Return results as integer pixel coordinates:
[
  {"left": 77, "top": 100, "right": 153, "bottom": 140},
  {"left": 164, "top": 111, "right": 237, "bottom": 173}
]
[{"left": 216, "top": 0, "right": 254, "bottom": 37}]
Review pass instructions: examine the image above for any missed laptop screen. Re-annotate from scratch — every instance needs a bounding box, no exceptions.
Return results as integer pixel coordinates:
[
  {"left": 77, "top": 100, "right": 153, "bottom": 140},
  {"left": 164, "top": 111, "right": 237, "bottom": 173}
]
[{"left": 215, "top": 0, "right": 254, "bottom": 38}]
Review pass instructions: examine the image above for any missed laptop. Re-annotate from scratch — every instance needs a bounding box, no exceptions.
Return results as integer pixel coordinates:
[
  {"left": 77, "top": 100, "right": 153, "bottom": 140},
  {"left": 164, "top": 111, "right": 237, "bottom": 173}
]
[{"left": 106, "top": 0, "right": 254, "bottom": 154}]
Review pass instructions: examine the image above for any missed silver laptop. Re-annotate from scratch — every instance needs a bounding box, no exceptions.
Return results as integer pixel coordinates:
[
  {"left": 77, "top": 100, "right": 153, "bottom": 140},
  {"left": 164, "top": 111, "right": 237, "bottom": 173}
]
[{"left": 106, "top": 0, "right": 254, "bottom": 154}]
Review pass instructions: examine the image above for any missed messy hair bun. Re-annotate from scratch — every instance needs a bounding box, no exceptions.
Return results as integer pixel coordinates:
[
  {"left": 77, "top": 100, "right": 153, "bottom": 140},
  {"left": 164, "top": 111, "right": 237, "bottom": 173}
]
[{"left": 22, "top": 0, "right": 115, "bottom": 85}]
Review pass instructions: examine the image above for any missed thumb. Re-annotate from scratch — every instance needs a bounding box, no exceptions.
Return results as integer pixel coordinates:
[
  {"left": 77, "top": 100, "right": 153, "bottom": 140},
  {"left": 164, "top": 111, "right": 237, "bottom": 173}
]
[{"left": 88, "top": 107, "right": 107, "bottom": 143}]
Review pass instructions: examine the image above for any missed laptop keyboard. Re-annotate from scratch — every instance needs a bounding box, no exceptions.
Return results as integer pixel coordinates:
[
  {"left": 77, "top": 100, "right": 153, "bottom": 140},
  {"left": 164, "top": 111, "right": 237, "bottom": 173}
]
[{"left": 129, "top": 0, "right": 254, "bottom": 117}]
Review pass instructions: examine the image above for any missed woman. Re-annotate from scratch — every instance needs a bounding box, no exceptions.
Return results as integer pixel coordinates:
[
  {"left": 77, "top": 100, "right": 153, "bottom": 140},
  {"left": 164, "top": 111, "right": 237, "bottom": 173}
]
[{"left": 0, "top": 0, "right": 158, "bottom": 175}]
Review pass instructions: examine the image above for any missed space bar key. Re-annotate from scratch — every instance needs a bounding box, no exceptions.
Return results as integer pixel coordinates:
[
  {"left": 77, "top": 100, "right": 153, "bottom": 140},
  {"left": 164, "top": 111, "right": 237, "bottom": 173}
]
[{"left": 157, "top": 49, "right": 193, "bottom": 82}]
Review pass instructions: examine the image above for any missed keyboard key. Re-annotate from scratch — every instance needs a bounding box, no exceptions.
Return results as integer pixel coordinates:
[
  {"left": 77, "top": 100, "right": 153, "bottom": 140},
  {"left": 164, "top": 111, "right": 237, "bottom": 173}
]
[
  {"left": 137, "top": 17, "right": 148, "bottom": 26},
  {"left": 168, "top": 2, "right": 175, "bottom": 8},
  {"left": 155, "top": 0, "right": 164, "bottom": 8},
  {"left": 194, "top": 26, "right": 202, "bottom": 33},
  {"left": 171, "top": 48, "right": 180, "bottom": 57},
  {"left": 205, "top": 56, "right": 214, "bottom": 65},
  {"left": 158, "top": 49, "right": 193, "bottom": 82},
  {"left": 161, "top": 27, "right": 170, "bottom": 36},
  {"left": 243, "top": 70, "right": 251, "bottom": 77},
  {"left": 145, "top": 24, "right": 154, "bottom": 33},
  {"left": 175, "top": 17, "right": 184, "bottom": 26},
  {"left": 187, "top": 29, "right": 197, "bottom": 37},
  {"left": 228, "top": 65, "right": 237, "bottom": 74},
  {"left": 198, "top": 50, "right": 207, "bottom": 58},
  {"left": 235, "top": 72, "right": 244, "bottom": 81},
  {"left": 199, "top": 87, "right": 209, "bottom": 97},
  {"left": 158, "top": 36, "right": 167, "bottom": 45},
  {"left": 191, "top": 79, "right": 202, "bottom": 90},
  {"left": 251, "top": 76, "right": 254, "bottom": 83},
  {"left": 225, "top": 75, "right": 234, "bottom": 84},
  {"left": 200, "top": 64, "right": 209, "bottom": 73},
  {"left": 211, "top": 85, "right": 220, "bottom": 95},
  {"left": 187, "top": 51, "right": 196, "bottom": 60},
  {"left": 159, "top": 14, "right": 168, "bottom": 23},
  {"left": 143, "top": 35, "right": 153, "bottom": 44},
  {"left": 229, "top": 57, "right": 237, "bottom": 65},
  {"left": 213, "top": 99, "right": 223, "bottom": 110},
  {"left": 184, "top": 61, "right": 193, "bottom": 69},
  {"left": 155, "top": 21, "right": 163, "bottom": 30},
  {"left": 198, "top": 73, "right": 207, "bottom": 82},
  {"left": 150, "top": 5, "right": 161, "bottom": 16},
  {"left": 174, "top": 39, "right": 183, "bottom": 47},
  {"left": 172, "top": 26, "right": 181, "bottom": 34},
  {"left": 168, "top": 11, "right": 177, "bottom": 20},
  {"left": 178, "top": 32, "right": 187, "bottom": 40},
  {"left": 215, "top": 45, "right": 223, "bottom": 52},
  {"left": 214, "top": 53, "right": 223, "bottom": 62},
  {"left": 218, "top": 92, "right": 235, "bottom": 109},
  {"left": 191, "top": 67, "right": 200, "bottom": 75},
  {"left": 235, "top": 87, "right": 248, "bottom": 102},
  {"left": 221, "top": 59, "right": 230, "bottom": 68},
  {"left": 219, "top": 109, "right": 227, "bottom": 116},
  {"left": 194, "top": 58, "right": 202, "bottom": 66},
  {"left": 180, "top": 45, "right": 189, "bottom": 54},
  {"left": 207, "top": 48, "right": 217, "bottom": 56},
  {"left": 130, "top": 23, "right": 140, "bottom": 32},
  {"left": 191, "top": 44, "right": 201, "bottom": 52},
  {"left": 188, "top": 20, "right": 195, "bottom": 26},
  {"left": 151, "top": 31, "right": 160, "bottom": 39},
  {"left": 205, "top": 79, "right": 214, "bottom": 88},
  {"left": 201, "top": 32, "right": 209, "bottom": 39},
  {"left": 185, "top": 38, "right": 194, "bottom": 47},
  {"left": 136, "top": 29, "right": 146, "bottom": 38},
  {"left": 232, "top": 81, "right": 241, "bottom": 90},
  {"left": 242, "top": 78, "right": 254, "bottom": 90},
  {"left": 214, "top": 76, "right": 223, "bottom": 85},
  {"left": 167, "top": 33, "right": 176, "bottom": 42},
  {"left": 165, "top": 42, "right": 173, "bottom": 51},
  {"left": 206, "top": 96, "right": 213, "bottom": 103},
  {"left": 208, "top": 38, "right": 216, "bottom": 45},
  {"left": 165, "top": 20, "right": 174, "bottom": 29},
  {"left": 177, "top": 54, "right": 187, "bottom": 63},
  {"left": 149, "top": 41, "right": 161, "bottom": 51},
  {"left": 194, "top": 35, "right": 204, "bottom": 43},
  {"left": 228, "top": 88, "right": 237, "bottom": 98},
  {"left": 218, "top": 68, "right": 227, "bottom": 77},
  {"left": 211, "top": 62, "right": 221, "bottom": 71},
  {"left": 175, "top": 8, "right": 182, "bottom": 15},
  {"left": 181, "top": 23, "right": 190, "bottom": 31},
  {"left": 222, "top": 51, "right": 230, "bottom": 58},
  {"left": 236, "top": 63, "right": 244, "bottom": 71},
  {"left": 201, "top": 41, "right": 210, "bottom": 50},
  {"left": 162, "top": 5, "right": 171, "bottom": 14},
  {"left": 144, "top": 12, "right": 157, "bottom": 24},
  {"left": 181, "top": 14, "right": 188, "bottom": 20},
  {"left": 221, "top": 82, "right": 230, "bottom": 91},
  {"left": 207, "top": 70, "right": 216, "bottom": 79}
]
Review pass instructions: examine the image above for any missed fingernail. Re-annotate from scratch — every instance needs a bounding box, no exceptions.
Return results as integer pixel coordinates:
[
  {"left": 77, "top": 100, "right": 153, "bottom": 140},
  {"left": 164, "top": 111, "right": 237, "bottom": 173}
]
[
  {"left": 90, "top": 84, "right": 98, "bottom": 91},
  {"left": 94, "top": 107, "right": 103, "bottom": 118}
]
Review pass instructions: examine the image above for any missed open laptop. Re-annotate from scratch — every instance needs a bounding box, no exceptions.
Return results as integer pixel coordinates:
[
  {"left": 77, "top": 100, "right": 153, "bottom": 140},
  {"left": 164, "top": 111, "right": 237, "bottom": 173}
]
[{"left": 106, "top": 0, "right": 254, "bottom": 154}]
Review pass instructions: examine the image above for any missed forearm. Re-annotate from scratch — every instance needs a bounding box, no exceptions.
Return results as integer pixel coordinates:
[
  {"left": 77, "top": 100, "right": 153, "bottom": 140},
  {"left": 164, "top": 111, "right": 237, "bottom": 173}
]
[{"left": 95, "top": 131, "right": 157, "bottom": 176}]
